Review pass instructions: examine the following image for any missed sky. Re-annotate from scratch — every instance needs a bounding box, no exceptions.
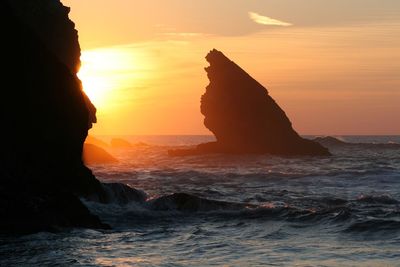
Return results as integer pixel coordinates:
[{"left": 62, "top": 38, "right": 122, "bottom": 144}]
[{"left": 62, "top": 0, "right": 400, "bottom": 135}]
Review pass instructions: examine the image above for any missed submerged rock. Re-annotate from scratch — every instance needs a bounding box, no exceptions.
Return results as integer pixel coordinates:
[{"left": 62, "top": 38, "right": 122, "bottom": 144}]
[
  {"left": 83, "top": 144, "right": 118, "bottom": 165},
  {"left": 170, "top": 49, "right": 330, "bottom": 156},
  {"left": 149, "top": 193, "right": 247, "bottom": 212},
  {"left": 110, "top": 138, "right": 133, "bottom": 149},
  {"left": 86, "top": 135, "right": 110, "bottom": 148}
]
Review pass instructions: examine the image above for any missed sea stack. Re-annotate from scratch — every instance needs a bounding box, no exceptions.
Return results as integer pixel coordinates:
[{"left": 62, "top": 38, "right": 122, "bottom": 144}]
[{"left": 170, "top": 49, "right": 330, "bottom": 156}]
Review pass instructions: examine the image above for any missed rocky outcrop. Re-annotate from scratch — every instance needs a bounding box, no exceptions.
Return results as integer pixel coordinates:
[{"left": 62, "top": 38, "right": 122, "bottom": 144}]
[
  {"left": 0, "top": 188, "right": 110, "bottom": 234},
  {"left": 83, "top": 144, "right": 118, "bottom": 165},
  {"left": 111, "top": 138, "right": 133, "bottom": 149},
  {"left": 7, "top": 0, "right": 97, "bottom": 128},
  {"left": 7, "top": 0, "right": 81, "bottom": 73},
  {"left": 0, "top": 0, "right": 106, "bottom": 234},
  {"left": 86, "top": 135, "right": 110, "bottom": 148},
  {"left": 170, "top": 49, "right": 330, "bottom": 156}
]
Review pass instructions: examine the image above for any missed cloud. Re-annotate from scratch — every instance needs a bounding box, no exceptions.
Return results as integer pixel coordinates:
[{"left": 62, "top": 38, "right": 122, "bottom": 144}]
[
  {"left": 248, "top": 12, "right": 292, "bottom": 27},
  {"left": 160, "top": 32, "right": 204, "bottom": 37}
]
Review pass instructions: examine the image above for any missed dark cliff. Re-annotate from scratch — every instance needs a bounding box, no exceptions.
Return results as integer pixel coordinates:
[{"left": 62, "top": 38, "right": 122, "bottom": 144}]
[
  {"left": 0, "top": 0, "right": 106, "bottom": 234},
  {"left": 7, "top": 0, "right": 81, "bottom": 73},
  {"left": 7, "top": 0, "right": 97, "bottom": 127},
  {"left": 170, "top": 49, "right": 330, "bottom": 156}
]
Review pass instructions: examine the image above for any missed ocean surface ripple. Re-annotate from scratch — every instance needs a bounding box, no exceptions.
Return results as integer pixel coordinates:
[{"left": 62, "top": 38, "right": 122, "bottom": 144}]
[{"left": 1, "top": 136, "right": 400, "bottom": 266}]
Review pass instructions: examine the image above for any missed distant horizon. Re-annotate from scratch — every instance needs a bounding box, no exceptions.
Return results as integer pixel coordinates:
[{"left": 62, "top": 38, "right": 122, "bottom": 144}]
[{"left": 90, "top": 133, "right": 400, "bottom": 137}]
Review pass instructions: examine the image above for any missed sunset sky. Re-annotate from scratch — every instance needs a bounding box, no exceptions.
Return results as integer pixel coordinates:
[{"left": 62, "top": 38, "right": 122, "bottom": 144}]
[{"left": 62, "top": 0, "right": 400, "bottom": 135}]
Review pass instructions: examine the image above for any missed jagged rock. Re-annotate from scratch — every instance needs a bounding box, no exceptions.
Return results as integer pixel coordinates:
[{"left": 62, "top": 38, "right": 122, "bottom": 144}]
[
  {"left": 7, "top": 0, "right": 81, "bottom": 73},
  {"left": 7, "top": 0, "right": 97, "bottom": 128},
  {"left": 86, "top": 135, "right": 110, "bottom": 148},
  {"left": 170, "top": 49, "right": 330, "bottom": 156},
  {"left": 83, "top": 144, "right": 118, "bottom": 165},
  {"left": 0, "top": 0, "right": 107, "bottom": 234},
  {"left": 110, "top": 138, "right": 133, "bottom": 149}
]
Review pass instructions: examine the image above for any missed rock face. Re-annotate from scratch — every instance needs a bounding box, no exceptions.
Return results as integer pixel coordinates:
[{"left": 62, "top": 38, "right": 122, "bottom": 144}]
[
  {"left": 7, "top": 0, "right": 81, "bottom": 73},
  {"left": 7, "top": 0, "right": 97, "bottom": 127},
  {"left": 171, "top": 49, "right": 330, "bottom": 156},
  {"left": 0, "top": 0, "right": 107, "bottom": 234}
]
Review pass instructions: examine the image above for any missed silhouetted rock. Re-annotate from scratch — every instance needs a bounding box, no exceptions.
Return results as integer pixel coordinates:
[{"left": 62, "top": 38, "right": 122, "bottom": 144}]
[
  {"left": 0, "top": 187, "right": 110, "bottom": 235},
  {"left": 86, "top": 135, "right": 110, "bottom": 148},
  {"left": 83, "top": 144, "right": 118, "bottom": 165},
  {"left": 149, "top": 193, "right": 248, "bottom": 212},
  {"left": 7, "top": 0, "right": 80, "bottom": 72},
  {"left": 7, "top": 0, "right": 97, "bottom": 128},
  {"left": 169, "top": 49, "right": 330, "bottom": 156},
  {"left": 313, "top": 136, "right": 348, "bottom": 147},
  {"left": 0, "top": 0, "right": 107, "bottom": 234},
  {"left": 136, "top": 142, "right": 151, "bottom": 147},
  {"left": 111, "top": 138, "right": 133, "bottom": 149}
]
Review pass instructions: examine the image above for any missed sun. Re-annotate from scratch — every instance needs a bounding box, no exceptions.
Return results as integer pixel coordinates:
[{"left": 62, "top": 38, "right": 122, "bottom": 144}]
[{"left": 77, "top": 47, "right": 142, "bottom": 108}]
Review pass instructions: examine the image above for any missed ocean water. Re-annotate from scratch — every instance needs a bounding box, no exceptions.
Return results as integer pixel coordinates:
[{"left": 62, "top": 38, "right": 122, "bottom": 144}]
[{"left": 1, "top": 135, "right": 400, "bottom": 266}]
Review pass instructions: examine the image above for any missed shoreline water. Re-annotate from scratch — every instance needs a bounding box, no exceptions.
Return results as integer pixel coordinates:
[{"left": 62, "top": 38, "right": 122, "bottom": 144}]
[{"left": 2, "top": 135, "right": 399, "bottom": 266}]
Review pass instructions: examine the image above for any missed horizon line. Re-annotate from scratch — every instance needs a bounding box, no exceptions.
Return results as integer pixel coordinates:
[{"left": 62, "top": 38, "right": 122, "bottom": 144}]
[{"left": 89, "top": 134, "right": 400, "bottom": 137}]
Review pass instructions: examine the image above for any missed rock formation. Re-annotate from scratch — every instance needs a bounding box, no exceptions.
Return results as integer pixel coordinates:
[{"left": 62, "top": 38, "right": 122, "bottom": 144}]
[
  {"left": 0, "top": 0, "right": 107, "bottom": 234},
  {"left": 83, "top": 144, "right": 118, "bottom": 165},
  {"left": 7, "top": 0, "right": 97, "bottom": 127},
  {"left": 86, "top": 135, "right": 110, "bottom": 149},
  {"left": 169, "top": 49, "right": 330, "bottom": 156},
  {"left": 111, "top": 138, "right": 133, "bottom": 149},
  {"left": 7, "top": 0, "right": 81, "bottom": 73}
]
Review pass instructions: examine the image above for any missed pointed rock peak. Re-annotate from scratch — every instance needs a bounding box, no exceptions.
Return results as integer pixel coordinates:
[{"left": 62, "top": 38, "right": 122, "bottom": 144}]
[
  {"left": 170, "top": 49, "right": 330, "bottom": 156},
  {"left": 206, "top": 49, "right": 230, "bottom": 62}
]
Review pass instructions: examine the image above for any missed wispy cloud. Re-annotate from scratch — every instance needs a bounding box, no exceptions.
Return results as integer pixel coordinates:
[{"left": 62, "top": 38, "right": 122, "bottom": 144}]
[
  {"left": 160, "top": 32, "right": 203, "bottom": 37},
  {"left": 248, "top": 12, "right": 292, "bottom": 27}
]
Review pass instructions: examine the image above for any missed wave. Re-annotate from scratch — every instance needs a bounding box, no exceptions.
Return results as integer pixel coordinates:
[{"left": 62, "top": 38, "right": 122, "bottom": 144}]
[
  {"left": 345, "top": 219, "right": 400, "bottom": 233},
  {"left": 357, "top": 194, "right": 399, "bottom": 204},
  {"left": 102, "top": 183, "right": 147, "bottom": 204},
  {"left": 83, "top": 183, "right": 400, "bottom": 235}
]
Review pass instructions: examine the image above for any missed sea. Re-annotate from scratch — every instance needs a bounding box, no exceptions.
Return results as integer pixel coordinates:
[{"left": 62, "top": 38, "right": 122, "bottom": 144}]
[{"left": 1, "top": 135, "right": 400, "bottom": 266}]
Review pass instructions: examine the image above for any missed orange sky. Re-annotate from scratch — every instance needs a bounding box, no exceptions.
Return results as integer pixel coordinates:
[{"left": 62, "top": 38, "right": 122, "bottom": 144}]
[{"left": 63, "top": 0, "right": 400, "bottom": 135}]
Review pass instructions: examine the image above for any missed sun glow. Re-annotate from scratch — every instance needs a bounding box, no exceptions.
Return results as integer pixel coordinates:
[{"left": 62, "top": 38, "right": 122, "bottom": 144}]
[{"left": 77, "top": 47, "right": 147, "bottom": 108}]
